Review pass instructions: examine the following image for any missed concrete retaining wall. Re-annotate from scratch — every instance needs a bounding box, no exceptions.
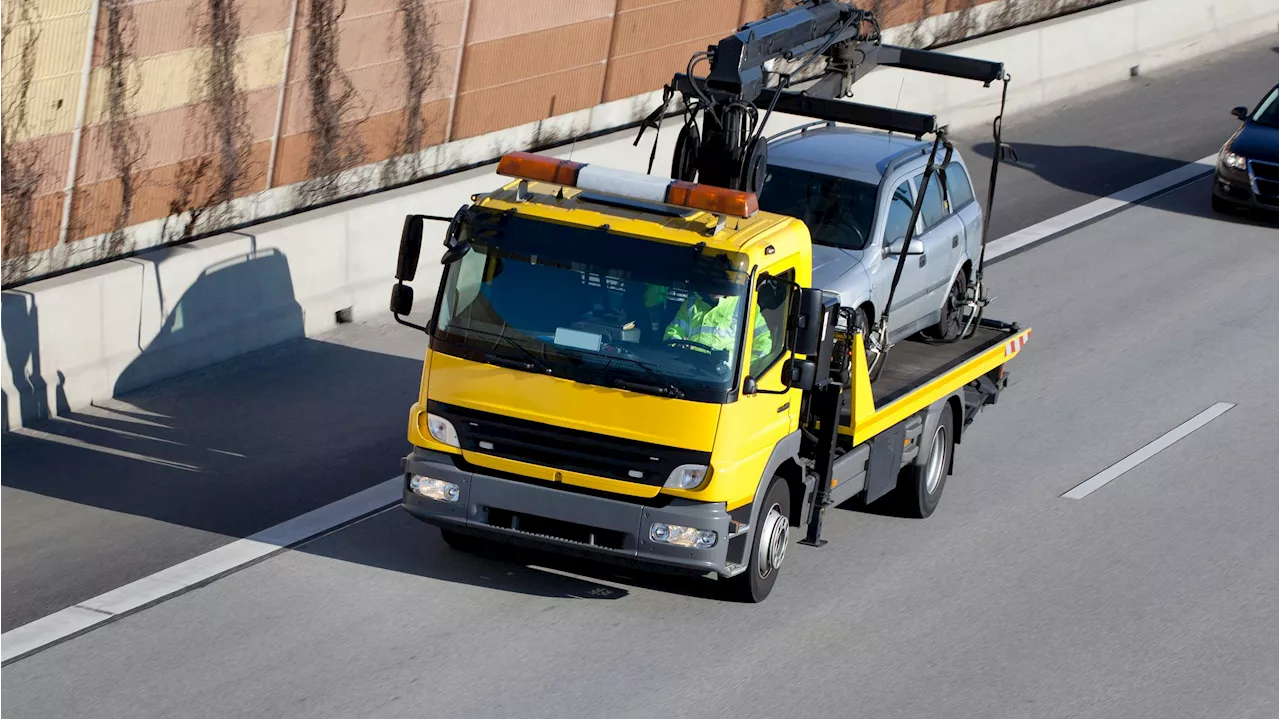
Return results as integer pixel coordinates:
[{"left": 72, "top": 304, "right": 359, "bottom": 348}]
[{"left": 3, "top": 0, "right": 1275, "bottom": 430}]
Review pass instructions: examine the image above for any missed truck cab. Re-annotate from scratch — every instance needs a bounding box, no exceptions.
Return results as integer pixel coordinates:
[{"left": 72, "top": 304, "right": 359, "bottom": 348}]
[{"left": 758, "top": 122, "right": 986, "bottom": 377}]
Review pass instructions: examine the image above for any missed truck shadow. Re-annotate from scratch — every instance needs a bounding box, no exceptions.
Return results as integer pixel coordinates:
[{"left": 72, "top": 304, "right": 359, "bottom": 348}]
[
  {"left": 304, "top": 508, "right": 742, "bottom": 603},
  {"left": 1, "top": 246, "right": 731, "bottom": 628}
]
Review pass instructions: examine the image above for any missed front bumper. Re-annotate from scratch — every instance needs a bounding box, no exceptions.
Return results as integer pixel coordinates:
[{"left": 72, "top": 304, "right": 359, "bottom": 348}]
[
  {"left": 401, "top": 448, "right": 735, "bottom": 576},
  {"left": 1213, "top": 165, "right": 1278, "bottom": 212}
]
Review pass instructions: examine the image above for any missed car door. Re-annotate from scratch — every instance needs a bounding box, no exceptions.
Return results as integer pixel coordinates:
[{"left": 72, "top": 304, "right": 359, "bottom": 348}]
[
  {"left": 877, "top": 176, "right": 930, "bottom": 325},
  {"left": 942, "top": 158, "right": 982, "bottom": 274},
  {"left": 909, "top": 168, "right": 965, "bottom": 328}
]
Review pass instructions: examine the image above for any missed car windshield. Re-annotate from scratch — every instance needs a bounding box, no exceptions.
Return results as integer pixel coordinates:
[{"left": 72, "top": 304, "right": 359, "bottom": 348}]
[
  {"left": 1252, "top": 86, "right": 1278, "bottom": 127},
  {"left": 757, "top": 164, "right": 878, "bottom": 250},
  {"left": 434, "top": 207, "right": 752, "bottom": 401}
]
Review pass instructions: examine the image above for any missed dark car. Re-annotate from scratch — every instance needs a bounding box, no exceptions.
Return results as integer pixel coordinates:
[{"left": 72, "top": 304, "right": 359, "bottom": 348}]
[{"left": 1212, "top": 83, "right": 1278, "bottom": 214}]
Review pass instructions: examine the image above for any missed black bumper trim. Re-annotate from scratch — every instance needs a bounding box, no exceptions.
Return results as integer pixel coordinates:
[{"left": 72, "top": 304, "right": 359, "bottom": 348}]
[{"left": 401, "top": 448, "right": 734, "bottom": 576}]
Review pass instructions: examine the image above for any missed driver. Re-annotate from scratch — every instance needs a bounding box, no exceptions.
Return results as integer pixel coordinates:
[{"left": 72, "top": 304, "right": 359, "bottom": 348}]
[{"left": 663, "top": 289, "right": 773, "bottom": 365}]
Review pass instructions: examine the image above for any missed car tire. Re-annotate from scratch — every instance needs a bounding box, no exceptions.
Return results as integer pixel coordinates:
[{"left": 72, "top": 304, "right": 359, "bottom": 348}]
[
  {"left": 922, "top": 271, "right": 967, "bottom": 343},
  {"left": 1211, "top": 193, "right": 1234, "bottom": 214},
  {"left": 851, "top": 305, "right": 885, "bottom": 383}
]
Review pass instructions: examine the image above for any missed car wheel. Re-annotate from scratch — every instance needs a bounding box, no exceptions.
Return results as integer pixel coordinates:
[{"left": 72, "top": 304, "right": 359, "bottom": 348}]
[
  {"left": 922, "top": 271, "right": 967, "bottom": 342},
  {"left": 1211, "top": 193, "right": 1234, "bottom": 214},
  {"left": 850, "top": 305, "right": 884, "bottom": 382}
]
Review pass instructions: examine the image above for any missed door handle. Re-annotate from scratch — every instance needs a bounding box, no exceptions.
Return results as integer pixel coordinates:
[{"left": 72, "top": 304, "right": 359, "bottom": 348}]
[{"left": 952, "top": 235, "right": 959, "bottom": 248}]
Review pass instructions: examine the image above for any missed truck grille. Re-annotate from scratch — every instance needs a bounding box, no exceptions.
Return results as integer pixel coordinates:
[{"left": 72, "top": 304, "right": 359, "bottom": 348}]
[
  {"left": 426, "top": 400, "right": 712, "bottom": 487},
  {"left": 1250, "top": 159, "right": 1278, "bottom": 206}
]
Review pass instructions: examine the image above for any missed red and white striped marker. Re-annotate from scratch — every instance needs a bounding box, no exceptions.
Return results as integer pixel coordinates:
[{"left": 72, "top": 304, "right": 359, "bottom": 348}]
[{"left": 1004, "top": 333, "right": 1029, "bottom": 357}]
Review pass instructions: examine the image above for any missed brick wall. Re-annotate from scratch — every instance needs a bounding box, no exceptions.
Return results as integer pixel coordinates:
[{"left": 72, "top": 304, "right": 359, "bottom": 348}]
[{"left": 0, "top": 0, "right": 1099, "bottom": 285}]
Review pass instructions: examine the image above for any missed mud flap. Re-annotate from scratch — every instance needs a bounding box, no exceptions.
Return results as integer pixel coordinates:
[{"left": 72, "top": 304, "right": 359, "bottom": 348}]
[{"left": 863, "top": 423, "right": 907, "bottom": 504}]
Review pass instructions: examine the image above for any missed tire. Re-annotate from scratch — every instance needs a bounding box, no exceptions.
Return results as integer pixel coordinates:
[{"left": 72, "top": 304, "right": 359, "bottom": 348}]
[
  {"left": 921, "top": 271, "right": 967, "bottom": 342},
  {"left": 851, "top": 305, "right": 885, "bottom": 383},
  {"left": 894, "top": 407, "right": 954, "bottom": 518},
  {"left": 1211, "top": 193, "right": 1234, "bottom": 214},
  {"left": 724, "top": 475, "right": 791, "bottom": 603}
]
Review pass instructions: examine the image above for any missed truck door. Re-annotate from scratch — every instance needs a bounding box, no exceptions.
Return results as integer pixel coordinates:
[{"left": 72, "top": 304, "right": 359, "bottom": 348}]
[{"left": 715, "top": 269, "right": 801, "bottom": 474}]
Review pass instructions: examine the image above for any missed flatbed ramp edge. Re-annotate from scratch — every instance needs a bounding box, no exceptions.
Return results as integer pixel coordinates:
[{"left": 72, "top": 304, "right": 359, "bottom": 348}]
[{"left": 845, "top": 318, "right": 1030, "bottom": 443}]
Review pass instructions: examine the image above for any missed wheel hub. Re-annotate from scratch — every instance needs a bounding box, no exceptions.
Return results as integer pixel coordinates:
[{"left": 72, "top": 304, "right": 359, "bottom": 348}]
[
  {"left": 925, "top": 425, "right": 948, "bottom": 494},
  {"left": 757, "top": 504, "right": 789, "bottom": 579}
]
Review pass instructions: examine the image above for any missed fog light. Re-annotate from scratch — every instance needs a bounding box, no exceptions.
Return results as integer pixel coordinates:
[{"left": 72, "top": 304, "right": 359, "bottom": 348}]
[
  {"left": 410, "top": 475, "right": 460, "bottom": 503},
  {"left": 649, "top": 522, "right": 716, "bottom": 549}
]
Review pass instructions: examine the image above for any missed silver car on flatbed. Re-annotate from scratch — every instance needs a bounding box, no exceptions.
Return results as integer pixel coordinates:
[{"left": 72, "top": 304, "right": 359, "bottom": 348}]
[{"left": 758, "top": 121, "right": 984, "bottom": 379}]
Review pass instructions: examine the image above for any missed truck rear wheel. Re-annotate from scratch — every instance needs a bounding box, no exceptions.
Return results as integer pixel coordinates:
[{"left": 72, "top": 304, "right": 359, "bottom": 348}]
[
  {"left": 724, "top": 475, "right": 791, "bottom": 603},
  {"left": 895, "top": 409, "right": 954, "bottom": 518}
]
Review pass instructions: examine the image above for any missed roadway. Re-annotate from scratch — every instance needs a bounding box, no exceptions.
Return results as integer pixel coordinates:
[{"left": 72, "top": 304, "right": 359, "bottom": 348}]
[{"left": 2, "top": 33, "right": 1276, "bottom": 718}]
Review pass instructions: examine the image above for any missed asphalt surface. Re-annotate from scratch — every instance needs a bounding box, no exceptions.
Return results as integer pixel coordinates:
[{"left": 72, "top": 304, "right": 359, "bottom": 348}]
[
  {"left": 4, "top": 164, "right": 1277, "bottom": 719},
  {"left": 2, "top": 33, "right": 1276, "bottom": 718}
]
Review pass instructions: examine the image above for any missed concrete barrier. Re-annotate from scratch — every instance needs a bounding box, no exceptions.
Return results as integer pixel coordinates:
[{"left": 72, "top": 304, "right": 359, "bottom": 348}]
[{"left": 3, "top": 0, "right": 1275, "bottom": 431}]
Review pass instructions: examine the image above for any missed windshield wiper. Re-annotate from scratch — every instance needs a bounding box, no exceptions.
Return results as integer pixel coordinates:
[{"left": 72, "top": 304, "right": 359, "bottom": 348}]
[
  {"left": 564, "top": 350, "right": 686, "bottom": 400},
  {"left": 438, "top": 326, "right": 554, "bottom": 374}
]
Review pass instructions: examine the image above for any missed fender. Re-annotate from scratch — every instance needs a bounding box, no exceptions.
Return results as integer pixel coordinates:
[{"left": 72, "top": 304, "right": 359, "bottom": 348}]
[
  {"left": 912, "top": 388, "right": 964, "bottom": 471},
  {"left": 730, "top": 430, "right": 805, "bottom": 565}
]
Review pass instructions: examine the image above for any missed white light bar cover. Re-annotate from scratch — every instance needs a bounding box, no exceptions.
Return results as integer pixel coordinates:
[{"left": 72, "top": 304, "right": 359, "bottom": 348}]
[{"left": 575, "top": 165, "right": 672, "bottom": 203}]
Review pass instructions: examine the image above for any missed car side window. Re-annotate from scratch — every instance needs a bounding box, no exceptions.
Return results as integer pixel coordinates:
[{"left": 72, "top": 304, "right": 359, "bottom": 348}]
[
  {"left": 749, "top": 269, "right": 795, "bottom": 379},
  {"left": 883, "top": 180, "right": 915, "bottom": 245},
  {"left": 914, "top": 171, "right": 949, "bottom": 228},
  {"left": 943, "top": 162, "right": 975, "bottom": 209}
]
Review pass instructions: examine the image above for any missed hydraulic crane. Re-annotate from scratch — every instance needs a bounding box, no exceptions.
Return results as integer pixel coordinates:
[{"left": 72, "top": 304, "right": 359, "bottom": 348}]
[{"left": 634, "top": 0, "right": 1015, "bottom": 347}]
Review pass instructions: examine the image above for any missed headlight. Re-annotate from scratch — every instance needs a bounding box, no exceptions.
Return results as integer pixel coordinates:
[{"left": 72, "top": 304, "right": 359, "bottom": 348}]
[
  {"left": 1220, "top": 147, "right": 1247, "bottom": 171},
  {"left": 649, "top": 522, "right": 717, "bottom": 549},
  {"left": 409, "top": 475, "right": 460, "bottom": 503},
  {"left": 664, "top": 464, "right": 710, "bottom": 490},
  {"left": 426, "top": 413, "right": 459, "bottom": 447}
]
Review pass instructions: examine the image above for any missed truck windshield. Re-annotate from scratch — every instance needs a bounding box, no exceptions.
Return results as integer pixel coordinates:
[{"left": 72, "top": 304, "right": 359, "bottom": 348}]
[
  {"left": 434, "top": 207, "right": 753, "bottom": 402},
  {"left": 758, "top": 164, "right": 877, "bottom": 250}
]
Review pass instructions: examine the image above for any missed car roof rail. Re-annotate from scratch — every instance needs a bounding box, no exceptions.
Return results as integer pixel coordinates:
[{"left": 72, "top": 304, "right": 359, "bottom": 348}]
[
  {"left": 765, "top": 119, "right": 835, "bottom": 144},
  {"left": 882, "top": 143, "right": 930, "bottom": 175}
]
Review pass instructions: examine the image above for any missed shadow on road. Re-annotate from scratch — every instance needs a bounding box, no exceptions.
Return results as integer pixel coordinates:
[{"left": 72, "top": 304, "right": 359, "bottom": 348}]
[{"left": 1, "top": 244, "right": 735, "bottom": 630}]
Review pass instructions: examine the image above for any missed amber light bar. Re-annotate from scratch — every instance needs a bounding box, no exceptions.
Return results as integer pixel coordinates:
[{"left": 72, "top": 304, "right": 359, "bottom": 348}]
[{"left": 495, "top": 151, "right": 759, "bottom": 219}]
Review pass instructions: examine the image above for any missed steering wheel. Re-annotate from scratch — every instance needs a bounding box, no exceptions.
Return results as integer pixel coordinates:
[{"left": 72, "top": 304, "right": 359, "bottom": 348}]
[
  {"left": 819, "top": 213, "right": 865, "bottom": 247},
  {"left": 664, "top": 338, "right": 716, "bottom": 354}
]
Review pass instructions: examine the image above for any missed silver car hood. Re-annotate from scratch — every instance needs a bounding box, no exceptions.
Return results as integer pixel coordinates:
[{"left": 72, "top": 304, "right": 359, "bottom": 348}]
[{"left": 811, "top": 243, "right": 866, "bottom": 290}]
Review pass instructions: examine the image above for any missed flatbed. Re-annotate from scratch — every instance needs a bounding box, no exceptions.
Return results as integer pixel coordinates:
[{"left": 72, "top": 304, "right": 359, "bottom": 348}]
[{"left": 871, "top": 321, "right": 1018, "bottom": 407}]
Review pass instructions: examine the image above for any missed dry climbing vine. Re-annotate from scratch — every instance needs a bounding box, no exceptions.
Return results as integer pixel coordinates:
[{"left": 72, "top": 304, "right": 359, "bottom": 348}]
[
  {"left": 382, "top": 0, "right": 441, "bottom": 186},
  {"left": 1, "top": 0, "right": 45, "bottom": 283},
  {"left": 167, "top": 0, "right": 254, "bottom": 240},
  {"left": 300, "top": 0, "right": 365, "bottom": 204},
  {"left": 101, "top": 0, "right": 145, "bottom": 258}
]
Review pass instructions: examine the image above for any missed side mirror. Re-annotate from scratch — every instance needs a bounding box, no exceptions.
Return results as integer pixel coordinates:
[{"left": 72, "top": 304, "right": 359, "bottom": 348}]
[
  {"left": 1231, "top": 106, "right": 1249, "bottom": 121},
  {"left": 390, "top": 283, "right": 414, "bottom": 316},
  {"left": 886, "top": 238, "right": 925, "bottom": 256},
  {"left": 742, "top": 376, "right": 758, "bottom": 395},
  {"left": 395, "top": 215, "right": 425, "bottom": 281},
  {"left": 789, "top": 287, "right": 825, "bottom": 356},
  {"left": 441, "top": 241, "right": 471, "bottom": 265},
  {"left": 782, "top": 358, "right": 817, "bottom": 391}
]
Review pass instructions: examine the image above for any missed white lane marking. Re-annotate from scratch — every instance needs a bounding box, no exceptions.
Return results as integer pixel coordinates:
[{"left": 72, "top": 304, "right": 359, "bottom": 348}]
[
  {"left": 1, "top": 476, "right": 402, "bottom": 664},
  {"left": 0, "top": 153, "right": 1225, "bottom": 663},
  {"left": 1061, "top": 402, "right": 1235, "bottom": 500},
  {"left": 985, "top": 153, "right": 1218, "bottom": 261}
]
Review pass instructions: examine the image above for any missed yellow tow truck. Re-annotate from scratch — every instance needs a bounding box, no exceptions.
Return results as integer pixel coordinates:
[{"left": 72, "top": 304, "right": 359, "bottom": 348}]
[{"left": 387, "top": 1, "right": 1030, "bottom": 601}]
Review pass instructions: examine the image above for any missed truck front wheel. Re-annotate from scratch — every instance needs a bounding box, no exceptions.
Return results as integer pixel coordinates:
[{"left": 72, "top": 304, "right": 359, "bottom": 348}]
[{"left": 724, "top": 475, "right": 791, "bottom": 603}]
